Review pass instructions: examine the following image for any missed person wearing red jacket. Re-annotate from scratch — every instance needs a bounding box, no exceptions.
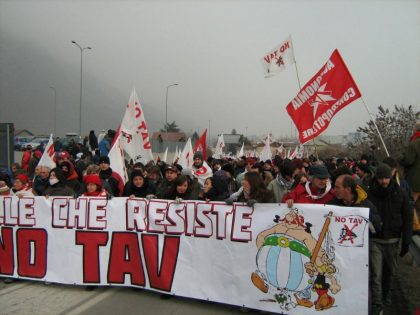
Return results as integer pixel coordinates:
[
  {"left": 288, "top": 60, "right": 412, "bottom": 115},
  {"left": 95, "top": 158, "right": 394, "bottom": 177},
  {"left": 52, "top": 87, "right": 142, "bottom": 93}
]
[
  {"left": 21, "top": 146, "right": 32, "bottom": 171},
  {"left": 282, "top": 164, "right": 335, "bottom": 207}
]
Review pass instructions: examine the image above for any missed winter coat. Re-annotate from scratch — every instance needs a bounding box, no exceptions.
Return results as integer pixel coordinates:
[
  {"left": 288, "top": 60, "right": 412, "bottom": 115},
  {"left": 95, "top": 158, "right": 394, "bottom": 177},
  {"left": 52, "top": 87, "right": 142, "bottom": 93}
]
[
  {"left": 282, "top": 182, "right": 335, "bottom": 204},
  {"left": 99, "top": 168, "right": 124, "bottom": 197},
  {"left": 123, "top": 179, "right": 156, "bottom": 198},
  {"left": 33, "top": 176, "right": 49, "bottom": 196},
  {"left": 328, "top": 185, "right": 382, "bottom": 235},
  {"left": 89, "top": 132, "right": 98, "bottom": 150},
  {"left": 368, "top": 179, "right": 412, "bottom": 247},
  {"left": 43, "top": 182, "right": 75, "bottom": 197},
  {"left": 202, "top": 176, "right": 230, "bottom": 201},
  {"left": 267, "top": 175, "right": 294, "bottom": 203},
  {"left": 399, "top": 137, "right": 420, "bottom": 192}
]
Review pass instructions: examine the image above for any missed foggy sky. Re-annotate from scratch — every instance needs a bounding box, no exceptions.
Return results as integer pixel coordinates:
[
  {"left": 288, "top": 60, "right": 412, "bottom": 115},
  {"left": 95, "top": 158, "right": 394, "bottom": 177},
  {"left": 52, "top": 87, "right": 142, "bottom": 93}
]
[{"left": 0, "top": 0, "right": 419, "bottom": 142}]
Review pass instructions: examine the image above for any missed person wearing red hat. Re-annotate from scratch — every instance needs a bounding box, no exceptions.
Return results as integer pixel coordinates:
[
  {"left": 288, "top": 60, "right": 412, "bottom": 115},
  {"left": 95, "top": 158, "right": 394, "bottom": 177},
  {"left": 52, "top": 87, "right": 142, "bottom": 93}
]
[
  {"left": 82, "top": 174, "right": 108, "bottom": 197},
  {"left": 12, "top": 173, "right": 34, "bottom": 197}
]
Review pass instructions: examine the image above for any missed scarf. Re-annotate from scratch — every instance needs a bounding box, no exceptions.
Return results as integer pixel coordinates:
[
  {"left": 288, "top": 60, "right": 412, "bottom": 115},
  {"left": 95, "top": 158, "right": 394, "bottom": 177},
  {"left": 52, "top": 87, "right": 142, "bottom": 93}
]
[{"left": 305, "top": 181, "right": 332, "bottom": 200}]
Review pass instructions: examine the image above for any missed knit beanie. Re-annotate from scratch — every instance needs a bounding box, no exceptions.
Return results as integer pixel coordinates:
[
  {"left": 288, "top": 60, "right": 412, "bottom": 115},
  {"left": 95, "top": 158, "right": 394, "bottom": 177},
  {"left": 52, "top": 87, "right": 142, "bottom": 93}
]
[
  {"left": 15, "top": 174, "right": 29, "bottom": 184},
  {"left": 375, "top": 164, "right": 392, "bottom": 179},
  {"left": 83, "top": 174, "right": 102, "bottom": 188}
]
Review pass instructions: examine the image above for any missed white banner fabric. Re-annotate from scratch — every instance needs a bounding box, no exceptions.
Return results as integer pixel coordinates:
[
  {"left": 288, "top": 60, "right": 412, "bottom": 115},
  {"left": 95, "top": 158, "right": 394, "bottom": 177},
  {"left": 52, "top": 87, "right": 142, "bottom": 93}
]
[{"left": 0, "top": 197, "right": 369, "bottom": 315}]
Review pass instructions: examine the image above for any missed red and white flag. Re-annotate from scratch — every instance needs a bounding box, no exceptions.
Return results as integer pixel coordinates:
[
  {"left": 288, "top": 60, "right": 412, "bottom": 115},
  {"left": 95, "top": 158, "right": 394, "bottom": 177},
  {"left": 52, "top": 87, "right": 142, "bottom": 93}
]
[
  {"left": 286, "top": 49, "right": 361, "bottom": 143},
  {"left": 193, "top": 129, "right": 207, "bottom": 161},
  {"left": 37, "top": 134, "right": 56, "bottom": 170},
  {"left": 178, "top": 138, "right": 193, "bottom": 170},
  {"left": 213, "top": 134, "right": 225, "bottom": 159},
  {"left": 261, "top": 35, "right": 295, "bottom": 78},
  {"left": 289, "top": 146, "right": 298, "bottom": 159},
  {"left": 119, "top": 88, "right": 154, "bottom": 163},
  {"left": 108, "top": 133, "right": 128, "bottom": 184}
]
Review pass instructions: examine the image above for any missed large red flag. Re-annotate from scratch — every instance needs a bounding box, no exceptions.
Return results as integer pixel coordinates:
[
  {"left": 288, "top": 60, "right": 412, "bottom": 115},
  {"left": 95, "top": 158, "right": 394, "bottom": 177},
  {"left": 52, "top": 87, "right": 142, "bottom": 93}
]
[
  {"left": 286, "top": 49, "right": 361, "bottom": 143},
  {"left": 193, "top": 129, "right": 207, "bottom": 160}
]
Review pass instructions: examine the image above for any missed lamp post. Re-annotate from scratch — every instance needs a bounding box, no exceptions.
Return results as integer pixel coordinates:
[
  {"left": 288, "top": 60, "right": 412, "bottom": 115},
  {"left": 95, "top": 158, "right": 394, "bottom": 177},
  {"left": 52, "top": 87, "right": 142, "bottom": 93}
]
[
  {"left": 165, "top": 83, "right": 179, "bottom": 140},
  {"left": 49, "top": 86, "right": 57, "bottom": 136},
  {"left": 71, "top": 40, "right": 92, "bottom": 137}
]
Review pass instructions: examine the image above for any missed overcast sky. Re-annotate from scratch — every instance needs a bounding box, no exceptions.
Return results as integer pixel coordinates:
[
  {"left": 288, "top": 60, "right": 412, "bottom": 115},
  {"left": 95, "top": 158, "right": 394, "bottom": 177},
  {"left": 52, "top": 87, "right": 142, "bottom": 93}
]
[{"left": 0, "top": 0, "right": 419, "bottom": 141}]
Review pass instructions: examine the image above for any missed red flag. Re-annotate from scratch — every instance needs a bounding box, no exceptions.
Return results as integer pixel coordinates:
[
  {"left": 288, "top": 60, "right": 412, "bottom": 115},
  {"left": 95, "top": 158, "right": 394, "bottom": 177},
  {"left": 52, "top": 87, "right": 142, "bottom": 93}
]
[
  {"left": 286, "top": 49, "right": 361, "bottom": 143},
  {"left": 193, "top": 129, "right": 207, "bottom": 160}
]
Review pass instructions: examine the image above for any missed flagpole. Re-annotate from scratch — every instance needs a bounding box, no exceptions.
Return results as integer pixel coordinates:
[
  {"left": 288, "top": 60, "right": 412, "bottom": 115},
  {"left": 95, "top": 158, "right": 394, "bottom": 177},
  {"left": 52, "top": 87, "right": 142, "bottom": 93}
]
[
  {"left": 360, "top": 97, "right": 390, "bottom": 157},
  {"left": 293, "top": 50, "right": 319, "bottom": 159}
]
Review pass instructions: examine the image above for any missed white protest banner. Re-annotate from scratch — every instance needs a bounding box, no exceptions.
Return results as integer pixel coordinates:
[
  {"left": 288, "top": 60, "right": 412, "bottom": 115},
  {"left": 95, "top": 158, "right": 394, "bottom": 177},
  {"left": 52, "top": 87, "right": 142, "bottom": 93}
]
[
  {"left": 37, "top": 134, "right": 56, "bottom": 169},
  {"left": 119, "top": 88, "right": 154, "bottom": 163},
  {"left": 0, "top": 197, "right": 369, "bottom": 315}
]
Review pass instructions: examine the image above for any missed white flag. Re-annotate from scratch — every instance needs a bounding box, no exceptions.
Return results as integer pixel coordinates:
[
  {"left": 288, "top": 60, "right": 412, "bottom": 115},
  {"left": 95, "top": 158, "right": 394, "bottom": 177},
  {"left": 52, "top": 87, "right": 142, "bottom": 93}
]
[
  {"left": 108, "top": 134, "right": 128, "bottom": 184},
  {"left": 289, "top": 145, "right": 298, "bottom": 159},
  {"left": 329, "top": 215, "right": 368, "bottom": 247},
  {"left": 261, "top": 35, "right": 295, "bottom": 78},
  {"left": 259, "top": 134, "right": 272, "bottom": 162},
  {"left": 119, "top": 88, "right": 154, "bottom": 164},
  {"left": 37, "top": 134, "right": 56, "bottom": 170},
  {"left": 178, "top": 138, "right": 193, "bottom": 169},
  {"left": 213, "top": 134, "right": 225, "bottom": 159},
  {"left": 172, "top": 146, "right": 179, "bottom": 163},
  {"left": 296, "top": 144, "right": 305, "bottom": 159},
  {"left": 162, "top": 147, "right": 168, "bottom": 163},
  {"left": 237, "top": 143, "right": 244, "bottom": 158}
]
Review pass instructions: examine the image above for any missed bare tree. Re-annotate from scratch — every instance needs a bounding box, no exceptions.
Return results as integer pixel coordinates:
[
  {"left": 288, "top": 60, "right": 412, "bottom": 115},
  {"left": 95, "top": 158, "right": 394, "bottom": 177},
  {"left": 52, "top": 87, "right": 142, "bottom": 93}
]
[{"left": 355, "top": 105, "right": 418, "bottom": 159}]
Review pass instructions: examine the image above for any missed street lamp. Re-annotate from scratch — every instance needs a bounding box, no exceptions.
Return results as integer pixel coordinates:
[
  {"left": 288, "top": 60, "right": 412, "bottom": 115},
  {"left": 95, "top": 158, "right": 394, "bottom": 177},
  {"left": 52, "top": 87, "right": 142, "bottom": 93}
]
[
  {"left": 49, "top": 86, "right": 57, "bottom": 136},
  {"left": 71, "top": 40, "right": 92, "bottom": 137},
  {"left": 165, "top": 83, "right": 179, "bottom": 135}
]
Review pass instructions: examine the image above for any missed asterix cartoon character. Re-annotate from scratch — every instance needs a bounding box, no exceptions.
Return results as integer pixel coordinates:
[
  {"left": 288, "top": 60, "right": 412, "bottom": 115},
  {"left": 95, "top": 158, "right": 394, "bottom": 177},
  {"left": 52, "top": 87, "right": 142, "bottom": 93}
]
[{"left": 251, "top": 208, "right": 340, "bottom": 311}]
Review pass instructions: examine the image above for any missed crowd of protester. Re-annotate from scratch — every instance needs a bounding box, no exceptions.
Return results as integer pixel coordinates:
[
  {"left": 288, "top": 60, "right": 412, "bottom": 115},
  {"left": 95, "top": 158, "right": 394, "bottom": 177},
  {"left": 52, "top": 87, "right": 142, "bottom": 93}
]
[{"left": 0, "top": 122, "right": 419, "bottom": 315}]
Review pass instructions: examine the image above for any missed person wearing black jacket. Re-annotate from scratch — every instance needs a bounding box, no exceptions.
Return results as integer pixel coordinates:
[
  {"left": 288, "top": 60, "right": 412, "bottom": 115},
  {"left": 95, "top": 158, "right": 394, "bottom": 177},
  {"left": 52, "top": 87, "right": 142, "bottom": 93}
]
[
  {"left": 163, "top": 175, "right": 193, "bottom": 201},
  {"left": 328, "top": 174, "right": 382, "bottom": 235},
  {"left": 43, "top": 168, "right": 75, "bottom": 197},
  {"left": 122, "top": 170, "right": 155, "bottom": 198},
  {"left": 367, "top": 164, "right": 412, "bottom": 315}
]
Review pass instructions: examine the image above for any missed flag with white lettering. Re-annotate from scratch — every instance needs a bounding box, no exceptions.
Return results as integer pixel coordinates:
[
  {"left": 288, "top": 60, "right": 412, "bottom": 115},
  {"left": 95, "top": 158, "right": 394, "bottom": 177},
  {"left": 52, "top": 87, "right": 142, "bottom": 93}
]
[
  {"left": 119, "top": 88, "right": 154, "bottom": 163},
  {"left": 37, "top": 134, "right": 56, "bottom": 169},
  {"left": 286, "top": 49, "right": 361, "bottom": 143},
  {"left": 261, "top": 35, "right": 295, "bottom": 78}
]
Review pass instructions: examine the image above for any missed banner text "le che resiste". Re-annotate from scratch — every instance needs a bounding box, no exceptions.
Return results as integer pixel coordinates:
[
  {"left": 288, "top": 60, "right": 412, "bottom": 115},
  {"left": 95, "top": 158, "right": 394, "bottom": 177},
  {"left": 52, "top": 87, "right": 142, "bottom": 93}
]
[{"left": 0, "top": 197, "right": 254, "bottom": 242}]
